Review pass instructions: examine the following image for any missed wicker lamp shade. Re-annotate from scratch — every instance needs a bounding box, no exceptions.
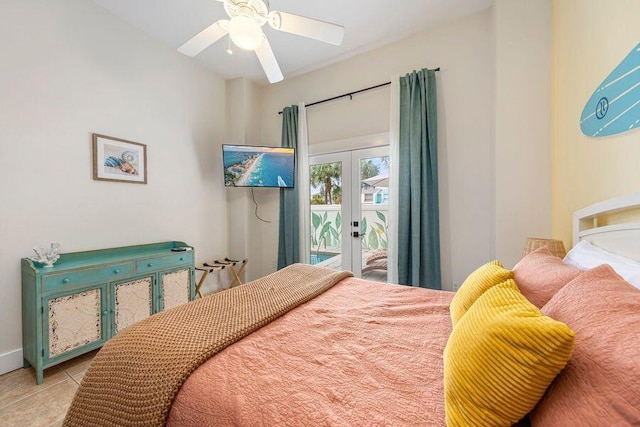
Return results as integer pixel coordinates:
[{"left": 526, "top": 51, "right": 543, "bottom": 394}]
[{"left": 522, "top": 238, "right": 567, "bottom": 259}]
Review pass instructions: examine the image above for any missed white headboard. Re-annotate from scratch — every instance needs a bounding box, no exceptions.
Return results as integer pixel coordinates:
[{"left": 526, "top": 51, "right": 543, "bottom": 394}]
[{"left": 573, "top": 192, "right": 640, "bottom": 262}]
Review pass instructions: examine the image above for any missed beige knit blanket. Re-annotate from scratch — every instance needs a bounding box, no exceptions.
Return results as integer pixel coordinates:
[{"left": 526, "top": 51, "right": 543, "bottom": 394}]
[{"left": 63, "top": 263, "right": 353, "bottom": 427}]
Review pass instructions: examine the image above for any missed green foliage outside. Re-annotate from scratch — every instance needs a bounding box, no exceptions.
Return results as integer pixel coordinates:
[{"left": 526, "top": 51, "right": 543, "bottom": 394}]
[
  {"left": 360, "top": 160, "right": 379, "bottom": 186},
  {"left": 310, "top": 163, "right": 342, "bottom": 205},
  {"left": 310, "top": 157, "right": 389, "bottom": 206},
  {"left": 310, "top": 156, "right": 390, "bottom": 256}
]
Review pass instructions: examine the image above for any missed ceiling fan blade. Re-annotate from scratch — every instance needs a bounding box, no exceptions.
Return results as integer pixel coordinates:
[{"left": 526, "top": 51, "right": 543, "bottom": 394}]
[
  {"left": 255, "top": 39, "right": 284, "bottom": 84},
  {"left": 269, "top": 11, "right": 344, "bottom": 46},
  {"left": 178, "top": 20, "right": 229, "bottom": 57}
]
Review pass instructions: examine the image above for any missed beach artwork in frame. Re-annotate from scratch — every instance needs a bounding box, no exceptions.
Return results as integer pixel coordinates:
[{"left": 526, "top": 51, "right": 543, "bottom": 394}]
[{"left": 92, "top": 133, "right": 147, "bottom": 184}]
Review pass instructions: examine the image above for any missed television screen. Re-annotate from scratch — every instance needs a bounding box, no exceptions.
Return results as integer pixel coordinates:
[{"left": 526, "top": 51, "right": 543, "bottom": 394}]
[{"left": 223, "top": 144, "right": 295, "bottom": 188}]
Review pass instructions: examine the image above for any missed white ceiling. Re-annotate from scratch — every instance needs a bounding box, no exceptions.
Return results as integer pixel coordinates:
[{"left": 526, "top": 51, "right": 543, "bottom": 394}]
[{"left": 90, "top": 0, "right": 493, "bottom": 85}]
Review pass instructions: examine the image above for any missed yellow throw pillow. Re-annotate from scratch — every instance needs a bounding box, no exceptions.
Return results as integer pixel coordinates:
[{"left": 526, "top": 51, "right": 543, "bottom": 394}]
[
  {"left": 444, "top": 280, "right": 575, "bottom": 427},
  {"left": 449, "top": 260, "right": 513, "bottom": 325}
]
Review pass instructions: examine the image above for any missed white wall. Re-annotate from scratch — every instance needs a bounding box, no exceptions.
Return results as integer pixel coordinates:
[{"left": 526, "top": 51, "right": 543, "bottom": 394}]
[
  {"left": 245, "top": 10, "right": 496, "bottom": 291},
  {"left": 494, "top": 0, "right": 552, "bottom": 267},
  {"left": 224, "top": 78, "right": 264, "bottom": 281},
  {"left": 0, "top": 0, "right": 227, "bottom": 373}
]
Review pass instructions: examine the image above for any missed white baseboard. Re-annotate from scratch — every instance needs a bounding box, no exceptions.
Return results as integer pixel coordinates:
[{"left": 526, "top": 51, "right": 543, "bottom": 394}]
[{"left": 0, "top": 348, "right": 23, "bottom": 375}]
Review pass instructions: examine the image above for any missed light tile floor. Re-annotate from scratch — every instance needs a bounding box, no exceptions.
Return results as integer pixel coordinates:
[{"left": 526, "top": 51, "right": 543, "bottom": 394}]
[{"left": 0, "top": 350, "right": 97, "bottom": 427}]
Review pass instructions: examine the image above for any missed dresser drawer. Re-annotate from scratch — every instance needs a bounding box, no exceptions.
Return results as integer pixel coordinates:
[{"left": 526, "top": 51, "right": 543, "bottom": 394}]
[
  {"left": 135, "top": 252, "right": 193, "bottom": 274},
  {"left": 43, "top": 262, "right": 133, "bottom": 292}
]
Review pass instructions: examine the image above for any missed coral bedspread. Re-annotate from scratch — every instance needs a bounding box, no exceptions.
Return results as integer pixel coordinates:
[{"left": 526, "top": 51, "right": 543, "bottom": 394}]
[
  {"left": 167, "top": 277, "right": 454, "bottom": 426},
  {"left": 64, "top": 264, "right": 353, "bottom": 427}
]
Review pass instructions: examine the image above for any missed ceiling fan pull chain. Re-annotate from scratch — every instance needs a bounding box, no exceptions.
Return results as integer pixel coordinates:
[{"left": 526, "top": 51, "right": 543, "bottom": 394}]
[{"left": 226, "top": 34, "right": 233, "bottom": 55}]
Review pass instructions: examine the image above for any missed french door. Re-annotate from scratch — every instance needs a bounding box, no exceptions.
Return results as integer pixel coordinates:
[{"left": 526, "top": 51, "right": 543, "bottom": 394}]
[{"left": 309, "top": 146, "right": 390, "bottom": 282}]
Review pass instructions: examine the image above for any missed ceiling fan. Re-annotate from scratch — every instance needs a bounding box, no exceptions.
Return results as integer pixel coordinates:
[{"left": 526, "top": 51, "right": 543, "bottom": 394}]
[{"left": 177, "top": 0, "right": 345, "bottom": 83}]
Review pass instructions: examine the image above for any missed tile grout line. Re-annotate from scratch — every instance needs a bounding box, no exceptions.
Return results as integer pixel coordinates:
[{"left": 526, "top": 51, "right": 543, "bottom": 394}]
[
  {"left": 65, "top": 370, "right": 74, "bottom": 382},
  {"left": 66, "top": 370, "right": 81, "bottom": 385}
]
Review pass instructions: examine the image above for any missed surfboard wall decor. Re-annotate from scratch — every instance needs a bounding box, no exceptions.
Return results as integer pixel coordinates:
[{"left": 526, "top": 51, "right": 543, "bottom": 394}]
[{"left": 580, "top": 42, "right": 640, "bottom": 138}]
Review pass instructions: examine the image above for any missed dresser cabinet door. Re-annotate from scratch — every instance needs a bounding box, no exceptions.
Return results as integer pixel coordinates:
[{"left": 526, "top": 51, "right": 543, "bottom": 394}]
[
  {"left": 160, "top": 269, "right": 190, "bottom": 311},
  {"left": 45, "top": 287, "right": 106, "bottom": 359},
  {"left": 113, "top": 277, "right": 153, "bottom": 334}
]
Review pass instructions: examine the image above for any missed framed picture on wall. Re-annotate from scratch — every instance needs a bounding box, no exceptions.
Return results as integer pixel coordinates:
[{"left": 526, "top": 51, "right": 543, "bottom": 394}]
[{"left": 92, "top": 133, "right": 147, "bottom": 184}]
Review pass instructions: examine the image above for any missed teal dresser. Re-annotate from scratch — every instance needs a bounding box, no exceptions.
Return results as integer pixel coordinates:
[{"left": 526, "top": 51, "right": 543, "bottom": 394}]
[{"left": 22, "top": 241, "right": 195, "bottom": 384}]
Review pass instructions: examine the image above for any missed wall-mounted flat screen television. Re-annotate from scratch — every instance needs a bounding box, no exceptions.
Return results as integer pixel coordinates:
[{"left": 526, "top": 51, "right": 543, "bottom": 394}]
[{"left": 223, "top": 144, "right": 295, "bottom": 188}]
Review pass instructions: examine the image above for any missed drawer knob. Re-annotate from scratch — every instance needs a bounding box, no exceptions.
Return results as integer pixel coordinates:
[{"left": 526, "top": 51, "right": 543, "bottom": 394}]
[
  {"left": 62, "top": 278, "right": 70, "bottom": 284},
  {"left": 114, "top": 269, "right": 120, "bottom": 274},
  {"left": 148, "top": 263, "right": 153, "bottom": 267},
  {"left": 102, "top": 310, "right": 108, "bottom": 315},
  {"left": 180, "top": 257, "right": 184, "bottom": 261}
]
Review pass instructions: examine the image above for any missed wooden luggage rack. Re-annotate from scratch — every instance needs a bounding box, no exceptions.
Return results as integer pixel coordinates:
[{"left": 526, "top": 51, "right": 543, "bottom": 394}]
[{"left": 194, "top": 257, "right": 248, "bottom": 298}]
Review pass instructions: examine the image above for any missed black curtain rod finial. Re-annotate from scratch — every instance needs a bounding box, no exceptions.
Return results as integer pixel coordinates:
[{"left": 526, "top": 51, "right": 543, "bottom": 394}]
[{"left": 277, "top": 67, "right": 439, "bottom": 115}]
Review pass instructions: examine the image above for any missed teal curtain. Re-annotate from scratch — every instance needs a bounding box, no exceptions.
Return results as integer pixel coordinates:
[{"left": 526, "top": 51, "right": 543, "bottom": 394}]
[
  {"left": 277, "top": 105, "right": 299, "bottom": 269},
  {"left": 397, "top": 69, "right": 441, "bottom": 289}
]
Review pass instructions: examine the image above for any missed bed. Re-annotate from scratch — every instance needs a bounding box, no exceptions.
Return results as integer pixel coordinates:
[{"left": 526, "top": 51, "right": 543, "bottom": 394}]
[{"left": 63, "top": 194, "right": 640, "bottom": 427}]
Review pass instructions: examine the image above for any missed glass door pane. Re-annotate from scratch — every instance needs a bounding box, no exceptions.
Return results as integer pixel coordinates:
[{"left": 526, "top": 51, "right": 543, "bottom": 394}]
[
  {"left": 354, "top": 148, "right": 389, "bottom": 283},
  {"left": 309, "top": 155, "right": 350, "bottom": 271},
  {"left": 308, "top": 147, "right": 390, "bottom": 281}
]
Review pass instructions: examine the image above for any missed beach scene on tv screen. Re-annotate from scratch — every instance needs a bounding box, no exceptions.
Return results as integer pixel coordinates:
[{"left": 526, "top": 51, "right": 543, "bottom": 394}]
[{"left": 224, "top": 145, "right": 294, "bottom": 187}]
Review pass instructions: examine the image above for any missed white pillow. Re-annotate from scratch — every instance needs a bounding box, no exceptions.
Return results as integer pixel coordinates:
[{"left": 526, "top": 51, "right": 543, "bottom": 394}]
[{"left": 564, "top": 240, "right": 640, "bottom": 289}]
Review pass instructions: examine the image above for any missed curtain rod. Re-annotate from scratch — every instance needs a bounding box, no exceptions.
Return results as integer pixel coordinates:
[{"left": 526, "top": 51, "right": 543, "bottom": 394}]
[{"left": 277, "top": 68, "right": 440, "bottom": 115}]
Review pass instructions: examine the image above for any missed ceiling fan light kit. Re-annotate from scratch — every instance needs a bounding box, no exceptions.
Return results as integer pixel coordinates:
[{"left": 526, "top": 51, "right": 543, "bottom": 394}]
[
  {"left": 177, "top": 0, "right": 345, "bottom": 83},
  {"left": 229, "top": 15, "right": 265, "bottom": 50}
]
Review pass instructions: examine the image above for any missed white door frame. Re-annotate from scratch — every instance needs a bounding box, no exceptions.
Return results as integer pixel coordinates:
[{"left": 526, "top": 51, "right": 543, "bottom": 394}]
[
  {"left": 309, "top": 146, "right": 389, "bottom": 277},
  {"left": 309, "top": 152, "right": 353, "bottom": 272},
  {"left": 350, "top": 145, "right": 389, "bottom": 277}
]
